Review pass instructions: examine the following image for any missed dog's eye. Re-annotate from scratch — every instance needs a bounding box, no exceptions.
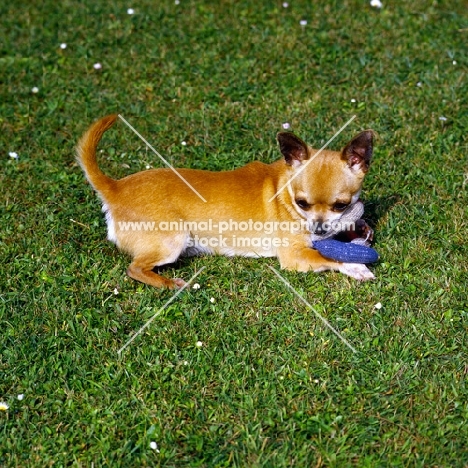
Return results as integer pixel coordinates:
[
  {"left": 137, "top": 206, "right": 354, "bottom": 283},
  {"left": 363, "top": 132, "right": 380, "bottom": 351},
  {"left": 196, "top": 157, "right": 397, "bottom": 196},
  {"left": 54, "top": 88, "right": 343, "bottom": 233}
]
[
  {"left": 333, "top": 202, "right": 349, "bottom": 212},
  {"left": 295, "top": 199, "right": 311, "bottom": 210}
]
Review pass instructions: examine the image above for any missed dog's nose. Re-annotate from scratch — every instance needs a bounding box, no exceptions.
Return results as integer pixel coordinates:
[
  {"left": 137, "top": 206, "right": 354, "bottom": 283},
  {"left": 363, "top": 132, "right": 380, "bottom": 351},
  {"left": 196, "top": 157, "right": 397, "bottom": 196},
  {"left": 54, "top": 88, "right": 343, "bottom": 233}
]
[
  {"left": 313, "top": 220, "right": 326, "bottom": 235},
  {"left": 314, "top": 223, "right": 323, "bottom": 235}
]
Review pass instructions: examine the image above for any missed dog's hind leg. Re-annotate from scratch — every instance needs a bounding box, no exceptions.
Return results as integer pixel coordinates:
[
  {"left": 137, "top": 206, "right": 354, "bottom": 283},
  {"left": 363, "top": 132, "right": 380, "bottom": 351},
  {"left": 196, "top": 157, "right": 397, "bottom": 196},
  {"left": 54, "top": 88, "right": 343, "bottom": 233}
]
[
  {"left": 125, "top": 234, "right": 189, "bottom": 289},
  {"left": 127, "top": 259, "right": 186, "bottom": 289}
]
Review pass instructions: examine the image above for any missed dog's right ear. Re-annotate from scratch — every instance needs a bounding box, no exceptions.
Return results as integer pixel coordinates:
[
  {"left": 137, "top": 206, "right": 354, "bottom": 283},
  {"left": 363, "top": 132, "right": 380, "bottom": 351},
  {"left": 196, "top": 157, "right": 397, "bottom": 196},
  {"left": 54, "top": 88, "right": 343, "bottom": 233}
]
[{"left": 277, "top": 132, "right": 309, "bottom": 167}]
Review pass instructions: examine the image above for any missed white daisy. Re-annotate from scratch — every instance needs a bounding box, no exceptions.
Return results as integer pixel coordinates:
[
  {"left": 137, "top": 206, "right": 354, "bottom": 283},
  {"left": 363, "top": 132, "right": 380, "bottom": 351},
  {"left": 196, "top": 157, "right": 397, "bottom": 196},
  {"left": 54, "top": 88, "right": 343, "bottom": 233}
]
[{"left": 149, "top": 441, "right": 160, "bottom": 452}]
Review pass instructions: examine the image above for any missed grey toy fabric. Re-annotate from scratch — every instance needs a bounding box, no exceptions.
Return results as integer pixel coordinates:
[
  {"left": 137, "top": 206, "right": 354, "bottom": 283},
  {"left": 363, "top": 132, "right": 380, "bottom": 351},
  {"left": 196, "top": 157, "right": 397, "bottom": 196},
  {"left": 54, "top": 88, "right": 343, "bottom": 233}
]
[{"left": 313, "top": 201, "right": 372, "bottom": 247}]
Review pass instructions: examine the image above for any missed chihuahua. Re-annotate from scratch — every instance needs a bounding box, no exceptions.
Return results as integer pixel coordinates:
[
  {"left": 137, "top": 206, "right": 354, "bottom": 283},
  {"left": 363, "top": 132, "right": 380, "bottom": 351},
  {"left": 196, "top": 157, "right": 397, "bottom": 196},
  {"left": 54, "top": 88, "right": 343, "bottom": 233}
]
[{"left": 77, "top": 115, "right": 375, "bottom": 288}]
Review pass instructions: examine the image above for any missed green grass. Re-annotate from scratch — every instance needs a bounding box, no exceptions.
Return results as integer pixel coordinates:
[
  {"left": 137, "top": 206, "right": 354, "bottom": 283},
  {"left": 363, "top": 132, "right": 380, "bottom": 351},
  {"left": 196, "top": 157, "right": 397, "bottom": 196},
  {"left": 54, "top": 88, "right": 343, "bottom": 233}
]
[{"left": 1, "top": 0, "right": 467, "bottom": 466}]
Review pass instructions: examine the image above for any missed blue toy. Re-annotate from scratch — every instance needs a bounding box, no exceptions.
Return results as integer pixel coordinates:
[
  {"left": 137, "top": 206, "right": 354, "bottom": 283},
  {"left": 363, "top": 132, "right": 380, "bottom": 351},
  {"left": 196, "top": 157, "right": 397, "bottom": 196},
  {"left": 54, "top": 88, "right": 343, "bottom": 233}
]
[
  {"left": 313, "top": 239, "right": 379, "bottom": 264},
  {"left": 311, "top": 201, "right": 379, "bottom": 264}
]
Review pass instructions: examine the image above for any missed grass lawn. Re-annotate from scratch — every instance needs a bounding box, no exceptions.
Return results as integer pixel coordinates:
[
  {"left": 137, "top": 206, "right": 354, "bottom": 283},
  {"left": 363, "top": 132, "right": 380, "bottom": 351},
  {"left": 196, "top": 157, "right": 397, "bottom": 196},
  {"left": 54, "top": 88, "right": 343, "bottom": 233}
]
[{"left": 1, "top": 0, "right": 467, "bottom": 466}]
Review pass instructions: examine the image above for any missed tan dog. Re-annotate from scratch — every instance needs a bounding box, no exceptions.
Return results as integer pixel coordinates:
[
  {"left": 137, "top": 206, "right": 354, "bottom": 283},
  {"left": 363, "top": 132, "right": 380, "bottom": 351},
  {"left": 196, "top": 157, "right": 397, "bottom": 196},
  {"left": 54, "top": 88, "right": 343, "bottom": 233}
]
[{"left": 77, "top": 115, "right": 375, "bottom": 288}]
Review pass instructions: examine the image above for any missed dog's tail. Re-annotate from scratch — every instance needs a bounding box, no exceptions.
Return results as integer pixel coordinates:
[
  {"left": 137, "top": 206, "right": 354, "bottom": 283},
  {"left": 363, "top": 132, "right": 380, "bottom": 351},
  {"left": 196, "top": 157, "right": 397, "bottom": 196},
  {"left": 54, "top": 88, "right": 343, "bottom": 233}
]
[{"left": 76, "top": 114, "right": 119, "bottom": 196}]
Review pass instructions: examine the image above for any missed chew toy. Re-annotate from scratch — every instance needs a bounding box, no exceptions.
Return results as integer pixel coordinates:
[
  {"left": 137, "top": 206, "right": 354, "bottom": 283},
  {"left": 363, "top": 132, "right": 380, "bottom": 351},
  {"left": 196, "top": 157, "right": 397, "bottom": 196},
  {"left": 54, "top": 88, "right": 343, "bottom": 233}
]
[
  {"left": 312, "top": 201, "right": 379, "bottom": 264},
  {"left": 313, "top": 239, "right": 379, "bottom": 264}
]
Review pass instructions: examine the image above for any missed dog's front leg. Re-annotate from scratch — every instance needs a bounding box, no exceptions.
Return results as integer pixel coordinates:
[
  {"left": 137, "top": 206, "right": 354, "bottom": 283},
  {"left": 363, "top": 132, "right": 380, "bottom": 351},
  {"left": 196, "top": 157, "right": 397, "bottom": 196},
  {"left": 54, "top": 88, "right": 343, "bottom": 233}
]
[{"left": 277, "top": 246, "right": 375, "bottom": 281}]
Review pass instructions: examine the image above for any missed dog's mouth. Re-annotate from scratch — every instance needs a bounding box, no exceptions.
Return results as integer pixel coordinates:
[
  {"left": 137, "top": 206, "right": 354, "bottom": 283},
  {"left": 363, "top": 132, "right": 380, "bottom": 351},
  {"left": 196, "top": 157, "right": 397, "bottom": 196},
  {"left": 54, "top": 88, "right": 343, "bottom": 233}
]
[
  {"left": 307, "top": 219, "right": 335, "bottom": 241},
  {"left": 312, "top": 221, "right": 330, "bottom": 235},
  {"left": 308, "top": 201, "right": 366, "bottom": 242}
]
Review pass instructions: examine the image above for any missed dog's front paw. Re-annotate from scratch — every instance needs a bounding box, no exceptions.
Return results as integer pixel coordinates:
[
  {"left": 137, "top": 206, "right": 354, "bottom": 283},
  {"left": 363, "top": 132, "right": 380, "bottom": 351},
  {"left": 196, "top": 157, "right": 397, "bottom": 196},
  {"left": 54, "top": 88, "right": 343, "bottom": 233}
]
[
  {"left": 173, "top": 278, "right": 188, "bottom": 289},
  {"left": 339, "top": 263, "right": 375, "bottom": 281}
]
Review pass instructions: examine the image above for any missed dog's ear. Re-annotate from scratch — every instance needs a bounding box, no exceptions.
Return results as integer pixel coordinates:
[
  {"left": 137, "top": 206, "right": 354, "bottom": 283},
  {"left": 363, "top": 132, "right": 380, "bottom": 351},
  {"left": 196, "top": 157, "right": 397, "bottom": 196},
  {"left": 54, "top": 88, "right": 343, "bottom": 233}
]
[
  {"left": 342, "top": 130, "right": 374, "bottom": 173},
  {"left": 277, "top": 132, "right": 309, "bottom": 167}
]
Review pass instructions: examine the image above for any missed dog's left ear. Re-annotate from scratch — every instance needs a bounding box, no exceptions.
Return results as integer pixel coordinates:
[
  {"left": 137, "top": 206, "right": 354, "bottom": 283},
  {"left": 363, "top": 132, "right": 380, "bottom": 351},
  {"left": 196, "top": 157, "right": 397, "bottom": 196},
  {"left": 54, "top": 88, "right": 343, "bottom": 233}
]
[
  {"left": 342, "top": 130, "right": 374, "bottom": 173},
  {"left": 277, "top": 132, "right": 309, "bottom": 168}
]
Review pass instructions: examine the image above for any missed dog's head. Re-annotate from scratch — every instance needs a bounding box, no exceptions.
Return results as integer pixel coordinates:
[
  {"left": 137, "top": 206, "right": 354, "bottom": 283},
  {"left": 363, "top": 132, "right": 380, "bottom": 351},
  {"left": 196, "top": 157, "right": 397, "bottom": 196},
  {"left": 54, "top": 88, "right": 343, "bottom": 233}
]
[{"left": 277, "top": 129, "right": 374, "bottom": 234}]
